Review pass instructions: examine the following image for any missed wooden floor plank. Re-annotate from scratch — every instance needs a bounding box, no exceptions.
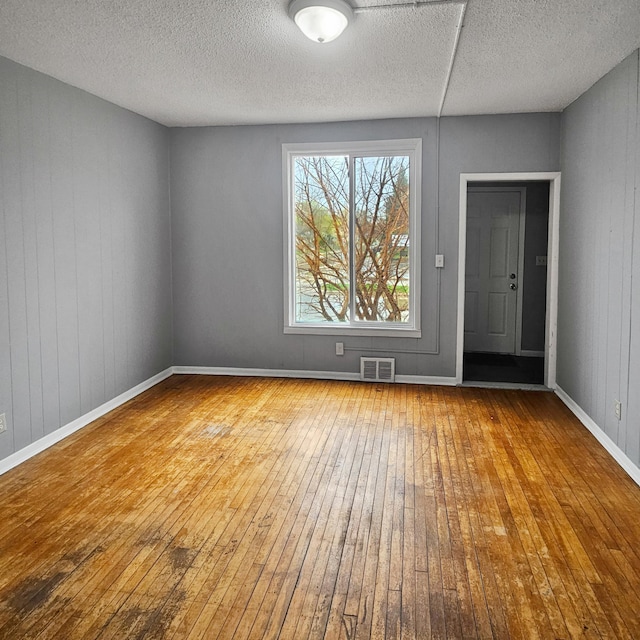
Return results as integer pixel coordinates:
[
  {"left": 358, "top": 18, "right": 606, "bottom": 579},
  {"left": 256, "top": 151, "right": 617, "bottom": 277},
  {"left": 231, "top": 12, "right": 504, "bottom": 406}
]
[
  {"left": 496, "top": 391, "right": 617, "bottom": 638},
  {"left": 322, "top": 384, "right": 378, "bottom": 640},
  {"left": 243, "top": 382, "right": 358, "bottom": 640},
  {"left": 451, "top": 389, "right": 513, "bottom": 640},
  {"left": 354, "top": 385, "right": 394, "bottom": 640},
  {"left": 341, "top": 384, "right": 388, "bottom": 628},
  {"left": 0, "top": 375, "right": 638, "bottom": 639}
]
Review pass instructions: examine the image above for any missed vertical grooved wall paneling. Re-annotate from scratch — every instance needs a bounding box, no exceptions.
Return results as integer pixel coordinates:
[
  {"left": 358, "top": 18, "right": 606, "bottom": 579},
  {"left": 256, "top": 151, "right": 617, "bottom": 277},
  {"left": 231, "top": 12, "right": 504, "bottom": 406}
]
[
  {"left": 626, "top": 51, "right": 640, "bottom": 466},
  {"left": 559, "top": 49, "right": 640, "bottom": 467},
  {"left": 0, "top": 57, "right": 173, "bottom": 462}
]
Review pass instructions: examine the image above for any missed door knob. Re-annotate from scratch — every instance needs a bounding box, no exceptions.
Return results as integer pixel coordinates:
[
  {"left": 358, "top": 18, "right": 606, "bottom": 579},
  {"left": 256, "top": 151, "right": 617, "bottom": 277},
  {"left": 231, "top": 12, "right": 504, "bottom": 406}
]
[{"left": 510, "top": 283, "right": 517, "bottom": 290}]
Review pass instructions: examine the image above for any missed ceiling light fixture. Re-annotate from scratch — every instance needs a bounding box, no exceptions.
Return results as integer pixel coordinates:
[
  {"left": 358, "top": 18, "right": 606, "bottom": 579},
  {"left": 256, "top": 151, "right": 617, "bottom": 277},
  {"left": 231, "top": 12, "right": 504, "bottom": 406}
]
[{"left": 288, "top": 0, "right": 354, "bottom": 44}]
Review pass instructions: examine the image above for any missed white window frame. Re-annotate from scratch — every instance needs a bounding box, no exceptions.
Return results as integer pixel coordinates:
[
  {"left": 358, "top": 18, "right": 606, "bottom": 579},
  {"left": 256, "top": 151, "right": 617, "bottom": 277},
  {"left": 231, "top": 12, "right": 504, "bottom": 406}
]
[{"left": 283, "top": 138, "right": 422, "bottom": 337}]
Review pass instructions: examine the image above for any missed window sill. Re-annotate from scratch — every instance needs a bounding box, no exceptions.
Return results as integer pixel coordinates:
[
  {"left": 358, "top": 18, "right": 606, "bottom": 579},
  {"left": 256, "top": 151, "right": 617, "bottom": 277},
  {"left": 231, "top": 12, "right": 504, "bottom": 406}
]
[{"left": 284, "top": 325, "right": 422, "bottom": 338}]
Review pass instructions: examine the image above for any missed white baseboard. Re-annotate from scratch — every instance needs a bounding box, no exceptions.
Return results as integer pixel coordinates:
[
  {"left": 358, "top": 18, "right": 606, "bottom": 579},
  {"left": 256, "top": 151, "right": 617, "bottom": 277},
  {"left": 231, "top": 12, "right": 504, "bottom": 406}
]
[
  {"left": 0, "top": 367, "right": 173, "bottom": 477},
  {"left": 395, "top": 374, "right": 458, "bottom": 386},
  {"left": 172, "top": 366, "right": 457, "bottom": 387},
  {"left": 172, "top": 366, "right": 361, "bottom": 381},
  {"left": 555, "top": 386, "right": 640, "bottom": 487},
  {"left": 461, "top": 380, "right": 548, "bottom": 391}
]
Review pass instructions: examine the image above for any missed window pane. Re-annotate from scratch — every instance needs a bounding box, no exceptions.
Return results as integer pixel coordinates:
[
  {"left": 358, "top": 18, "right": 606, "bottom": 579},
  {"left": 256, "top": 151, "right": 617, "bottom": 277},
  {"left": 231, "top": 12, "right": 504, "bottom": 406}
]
[
  {"left": 294, "top": 156, "right": 350, "bottom": 322},
  {"left": 354, "top": 156, "right": 410, "bottom": 323}
]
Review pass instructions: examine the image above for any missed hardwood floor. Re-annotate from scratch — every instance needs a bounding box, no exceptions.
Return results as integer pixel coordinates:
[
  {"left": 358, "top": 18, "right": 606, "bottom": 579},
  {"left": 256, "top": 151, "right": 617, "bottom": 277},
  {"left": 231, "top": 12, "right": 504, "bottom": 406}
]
[{"left": 0, "top": 375, "right": 639, "bottom": 639}]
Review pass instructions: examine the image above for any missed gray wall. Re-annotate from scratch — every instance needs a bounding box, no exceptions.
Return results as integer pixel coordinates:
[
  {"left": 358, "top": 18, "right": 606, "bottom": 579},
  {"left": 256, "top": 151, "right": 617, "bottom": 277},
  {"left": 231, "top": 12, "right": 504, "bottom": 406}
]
[
  {"left": 170, "top": 113, "right": 560, "bottom": 377},
  {"left": 0, "top": 57, "right": 173, "bottom": 463},
  {"left": 558, "top": 49, "right": 640, "bottom": 467}
]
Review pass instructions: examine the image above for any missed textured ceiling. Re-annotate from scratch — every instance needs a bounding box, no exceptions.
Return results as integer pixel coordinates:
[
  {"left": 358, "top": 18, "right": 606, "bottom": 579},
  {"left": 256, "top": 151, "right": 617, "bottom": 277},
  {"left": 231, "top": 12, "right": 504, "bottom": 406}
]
[{"left": 0, "top": 0, "right": 638, "bottom": 126}]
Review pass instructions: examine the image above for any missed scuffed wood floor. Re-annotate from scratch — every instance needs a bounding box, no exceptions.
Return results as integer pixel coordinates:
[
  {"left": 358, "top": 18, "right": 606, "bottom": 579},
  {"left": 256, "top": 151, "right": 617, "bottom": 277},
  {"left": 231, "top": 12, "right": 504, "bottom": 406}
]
[{"left": 0, "top": 375, "right": 639, "bottom": 639}]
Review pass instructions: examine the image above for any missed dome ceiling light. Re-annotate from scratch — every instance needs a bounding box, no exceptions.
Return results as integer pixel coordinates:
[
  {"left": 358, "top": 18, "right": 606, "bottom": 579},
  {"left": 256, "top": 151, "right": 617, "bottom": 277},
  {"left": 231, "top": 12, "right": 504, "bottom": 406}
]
[
  {"left": 288, "top": 1, "right": 463, "bottom": 45},
  {"left": 288, "top": 0, "right": 354, "bottom": 44}
]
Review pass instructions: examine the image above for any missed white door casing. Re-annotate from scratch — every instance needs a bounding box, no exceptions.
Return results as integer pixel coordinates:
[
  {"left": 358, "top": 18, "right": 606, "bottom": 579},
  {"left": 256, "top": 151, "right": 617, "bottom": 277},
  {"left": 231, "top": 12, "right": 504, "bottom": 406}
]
[
  {"left": 464, "top": 188, "right": 525, "bottom": 354},
  {"left": 456, "top": 172, "right": 561, "bottom": 388}
]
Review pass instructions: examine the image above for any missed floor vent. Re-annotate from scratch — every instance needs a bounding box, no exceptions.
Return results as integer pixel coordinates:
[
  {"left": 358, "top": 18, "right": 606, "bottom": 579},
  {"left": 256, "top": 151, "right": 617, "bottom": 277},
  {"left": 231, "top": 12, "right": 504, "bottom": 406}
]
[{"left": 360, "top": 357, "right": 395, "bottom": 383}]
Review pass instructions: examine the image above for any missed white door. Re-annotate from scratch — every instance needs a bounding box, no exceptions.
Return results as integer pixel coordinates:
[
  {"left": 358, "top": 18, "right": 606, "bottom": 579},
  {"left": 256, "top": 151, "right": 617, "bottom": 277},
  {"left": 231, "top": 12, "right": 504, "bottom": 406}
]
[{"left": 464, "top": 189, "right": 523, "bottom": 354}]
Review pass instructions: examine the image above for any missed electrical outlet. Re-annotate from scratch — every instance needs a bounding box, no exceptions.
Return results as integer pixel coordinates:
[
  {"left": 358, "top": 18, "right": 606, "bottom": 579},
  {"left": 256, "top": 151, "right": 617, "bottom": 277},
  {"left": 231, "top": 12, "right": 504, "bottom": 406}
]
[
  {"left": 336, "top": 342, "right": 344, "bottom": 356},
  {"left": 614, "top": 400, "right": 622, "bottom": 421},
  {"left": 0, "top": 413, "right": 6, "bottom": 434}
]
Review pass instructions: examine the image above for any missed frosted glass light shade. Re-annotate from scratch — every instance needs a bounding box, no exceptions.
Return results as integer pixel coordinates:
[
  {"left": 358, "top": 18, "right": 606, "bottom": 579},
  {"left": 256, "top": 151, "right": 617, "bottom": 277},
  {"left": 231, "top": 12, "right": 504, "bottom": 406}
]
[{"left": 289, "top": 0, "right": 353, "bottom": 43}]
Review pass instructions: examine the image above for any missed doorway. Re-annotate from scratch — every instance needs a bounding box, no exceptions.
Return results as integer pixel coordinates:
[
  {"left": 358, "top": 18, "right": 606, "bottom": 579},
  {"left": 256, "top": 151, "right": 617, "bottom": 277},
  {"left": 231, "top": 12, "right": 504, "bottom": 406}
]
[
  {"left": 456, "top": 173, "right": 561, "bottom": 388},
  {"left": 464, "top": 185, "right": 541, "bottom": 383}
]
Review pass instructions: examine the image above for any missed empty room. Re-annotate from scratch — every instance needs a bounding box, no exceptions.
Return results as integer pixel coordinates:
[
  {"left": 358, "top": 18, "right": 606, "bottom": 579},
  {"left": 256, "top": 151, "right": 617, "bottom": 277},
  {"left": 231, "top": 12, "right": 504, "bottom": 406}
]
[{"left": 0, "top": 0, "right": 639, "bottom": 638}]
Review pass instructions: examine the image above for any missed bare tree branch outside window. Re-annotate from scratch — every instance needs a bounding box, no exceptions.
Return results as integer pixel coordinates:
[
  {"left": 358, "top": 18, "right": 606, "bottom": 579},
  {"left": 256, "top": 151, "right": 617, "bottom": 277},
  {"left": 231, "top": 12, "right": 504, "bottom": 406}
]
[{"left": 294, "top": 154, "right": 410, "bottom": 323}]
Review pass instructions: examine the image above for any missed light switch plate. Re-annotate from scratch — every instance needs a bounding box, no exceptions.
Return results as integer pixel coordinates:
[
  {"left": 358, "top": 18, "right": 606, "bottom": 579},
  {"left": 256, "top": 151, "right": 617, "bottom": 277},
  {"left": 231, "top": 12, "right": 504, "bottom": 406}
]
[
  {"left": 435, "top": 254, "right": 444, "bottom": 268},
  {"left": 0, "top": 413, "right": 6, "bottom": 434}
]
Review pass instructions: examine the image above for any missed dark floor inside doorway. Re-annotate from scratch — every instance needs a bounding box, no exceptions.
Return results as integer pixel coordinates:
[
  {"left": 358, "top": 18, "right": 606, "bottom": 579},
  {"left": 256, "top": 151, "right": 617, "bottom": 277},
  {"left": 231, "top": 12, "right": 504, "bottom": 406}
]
[{"left": 463, "top": 352, "right": 545, "bottom": 385}]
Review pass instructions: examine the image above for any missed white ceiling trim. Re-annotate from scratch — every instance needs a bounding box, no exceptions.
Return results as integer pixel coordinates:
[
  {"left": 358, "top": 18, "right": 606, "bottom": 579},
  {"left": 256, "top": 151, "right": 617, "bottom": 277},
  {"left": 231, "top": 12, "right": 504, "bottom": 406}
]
[{"left": 438, "top": 1, "right": 467, "bottom": 117}]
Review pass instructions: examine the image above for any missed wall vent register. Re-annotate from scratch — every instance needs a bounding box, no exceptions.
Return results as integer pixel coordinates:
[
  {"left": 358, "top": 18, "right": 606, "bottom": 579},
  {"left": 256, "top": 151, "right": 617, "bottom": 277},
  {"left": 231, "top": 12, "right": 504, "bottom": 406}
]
[{"left": 360, "top": 357, "right": 395, "bottom": 382}]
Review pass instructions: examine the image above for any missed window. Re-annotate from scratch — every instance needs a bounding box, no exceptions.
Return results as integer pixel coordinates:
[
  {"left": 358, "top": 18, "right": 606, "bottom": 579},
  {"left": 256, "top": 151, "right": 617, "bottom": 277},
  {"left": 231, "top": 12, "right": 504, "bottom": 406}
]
[{"left": 283, "top": 139, "right": 421, "bottom": 336}]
